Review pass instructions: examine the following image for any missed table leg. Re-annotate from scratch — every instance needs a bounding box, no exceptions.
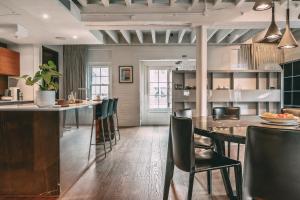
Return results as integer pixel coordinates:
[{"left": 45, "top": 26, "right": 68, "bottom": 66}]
[
  {"left": 75, "top": 109, "right": 79, "bottom": 128},
  {"left": 163, "top": 125, "right": 174, "bottom": 200},
  {"left": 215, "top": 140, "right": 234, "bottom": 199}
]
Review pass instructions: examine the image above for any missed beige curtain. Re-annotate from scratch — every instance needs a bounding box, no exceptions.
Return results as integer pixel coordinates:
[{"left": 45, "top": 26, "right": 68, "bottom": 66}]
[
  {"left": 63, "top": 45, "right": 88, "bottom": 99},
  {"left": 239, "top": 43, "right": 284, "bottom": 69}
]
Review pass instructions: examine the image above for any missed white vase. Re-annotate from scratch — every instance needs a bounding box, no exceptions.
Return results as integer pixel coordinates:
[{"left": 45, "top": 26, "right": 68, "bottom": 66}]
[{"left": 35, "top": 90, "right": 56, "bottom": 107}]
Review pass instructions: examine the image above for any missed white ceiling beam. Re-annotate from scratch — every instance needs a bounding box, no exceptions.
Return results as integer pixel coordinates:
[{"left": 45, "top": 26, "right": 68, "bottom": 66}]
[
  {"left": 207, "top": 29, "right": 218, "bottom": 41},
  {"left": 77, "top": 0, "right": 88, "bottom": 6},
  {"left": 228, "top": 29, "right": 249, "bottom": 43},
  {"left": 151, "top": 30, "right": 156, "bottom": 44},
  {"left": 125, "top": 0, "right": 132, "bottom": 7},
  {"left": 136, "top": 30, "right": 143, "bottom": 44},
  {"left": 120, "top": 30, "right": 131, "bottom": 44},
  {"left": 235, "top": 0, "right": 245, "bottom": 7},
  {"left": 215, "top": 29, "right": 234, "bottom": 43},
  {"left": 191, "top": 31, "right": 196, "bottom": 43},
  {"left": 238, "top": 29, "right": 262, "bottom": 43},
  {"left": 165, "top": 30, "right": 171, "bottom": 44},
  {"left": 105, "top": 30, "right": 118, "bottom": 43},
  {"left": 178, "top": 29, "right": 186, "bottom": 43},
  {"left": 90, "top": 30, "right": 105, "bottom": 44},
  {"left": 101, "top": 0, "right": 110, "bottom": 7},
  {"left": 213, "top": 0, "right": 222, "bottom": 7}
]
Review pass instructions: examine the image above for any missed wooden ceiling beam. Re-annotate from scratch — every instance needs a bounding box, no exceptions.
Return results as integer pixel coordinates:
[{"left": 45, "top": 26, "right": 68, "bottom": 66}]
[
  {"left": 136, "top": 30, "right": 143, "bottom": 43},
  {"left": 151, "top": 30, "right": 156, "bottom": 44},
  {"left": 120, "top": 30, "right": 131, "bottom": 43},
  {"left": 165, "top": 30, "right": 171, "bottom": 44},
  {"left": 104, "top": 30, "right": 118, "bottom": 43}
]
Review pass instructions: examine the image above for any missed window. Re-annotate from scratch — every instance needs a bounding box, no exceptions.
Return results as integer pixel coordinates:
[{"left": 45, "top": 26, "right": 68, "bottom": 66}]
[
  {"left": 148, "top": 69, "right": 172, "bottom": 110},
  {"left": 88, "top": 65, "right": 110, "bottom": 99}
]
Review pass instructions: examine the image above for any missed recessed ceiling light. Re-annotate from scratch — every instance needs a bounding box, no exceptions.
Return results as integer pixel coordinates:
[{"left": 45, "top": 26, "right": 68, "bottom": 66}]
[
  {"left": 42, "top": 13, "right": 49, "bottom": 19},
  {"left": 72, "top": 35, "right": 78, "bottom": 39}
]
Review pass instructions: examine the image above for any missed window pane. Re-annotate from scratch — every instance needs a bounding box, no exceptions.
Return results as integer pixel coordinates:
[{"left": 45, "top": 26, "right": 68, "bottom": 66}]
[
  {"left": 101, "top": 68, "right": 109, "bottom": 76},
  {"left": 149, "top": 70, "right": 158, "bottom": 82},
  {"left": 149, "top": 96, "right": 159, "bottom": 109},
  {"left": 92, "top": 77, "right": 100, "bottom": 84},
  {"left": 100, "top": 86, "right": 108, "bottom": 97},
  {"left": 159, "top": 96, "right": 168, "bottom": 108},
  {"left": 159, "top": 83, "right": 167, "bottom": 97},
  {"left": 101, "top": 76, "right": 109, "bottom": 84},
  {"left": 159, "top": 70, "right": 168, "bottom": 82},
  {"left": 149, "top": 83, "right": 159, "bottom": 96},
  {"left": 92, "top": 68, "right": 101, "bottom": 76}
]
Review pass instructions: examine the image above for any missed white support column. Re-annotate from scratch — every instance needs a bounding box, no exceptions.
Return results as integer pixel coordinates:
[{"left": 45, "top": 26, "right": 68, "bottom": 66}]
[{"left": 195, "top": 26, "right": 207, "bottom": 117}]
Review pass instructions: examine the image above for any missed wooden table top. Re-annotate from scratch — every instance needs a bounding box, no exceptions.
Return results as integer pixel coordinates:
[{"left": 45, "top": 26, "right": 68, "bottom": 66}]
[{"left": 193, "top": 116, "right": 300, "bottom": 144}]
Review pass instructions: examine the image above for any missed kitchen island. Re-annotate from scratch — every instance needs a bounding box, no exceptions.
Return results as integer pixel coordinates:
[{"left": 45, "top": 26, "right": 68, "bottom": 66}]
[{"left": 0, "top": 101, "right": 101, "bottom": 198}]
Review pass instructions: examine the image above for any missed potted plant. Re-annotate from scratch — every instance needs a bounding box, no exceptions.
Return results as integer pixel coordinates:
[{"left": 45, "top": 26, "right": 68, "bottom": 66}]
[{"left": 21, "top": 60, "right": 62, "bottom": 107}]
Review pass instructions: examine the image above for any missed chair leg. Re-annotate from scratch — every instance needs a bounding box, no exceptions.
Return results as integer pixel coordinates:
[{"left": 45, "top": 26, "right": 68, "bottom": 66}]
[
  {"left": 101, "top": 119, "right": 107, "bottom": 157},
  {"left": 237, "top": 143, "right": 240, "bottom": 161},
  {"left": 207, "top": 170, "right": 212, "bottom": 194},
  {"left": 106, "top": 118, "right": 113, "bottom": 151},
  {"left": 116, "top": 113, "right": 120, "bottom": 140},
  {"left": 88, "top": 119, "right": 94, "bottom": 159},
  {"left": 227, "top": 142, "right": 231, "bottom": 175},
  {"left": 234, "top": 165, "right": 243, "bottom": 200},
  {"left": 187, "top": 172, "right": 195, "bottom": 200}
]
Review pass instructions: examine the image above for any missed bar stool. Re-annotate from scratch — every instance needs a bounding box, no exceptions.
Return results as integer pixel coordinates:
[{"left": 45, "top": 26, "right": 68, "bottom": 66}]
[
  {"left": 113, "top": 98, "right": 120, "bottom": 141},
  {"left": 107, "top": 99, "right": 115, "bottom": 146},
  {"left": 88, "top": 99, "right": 109, "bottom": 158}
]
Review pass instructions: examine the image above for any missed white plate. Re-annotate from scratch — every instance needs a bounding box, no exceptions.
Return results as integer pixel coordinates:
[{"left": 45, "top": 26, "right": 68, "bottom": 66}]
[
  {"left": 261, "top": 121, "right": 299, "bottom": 126},
  {"left": 260, "top": 116, "right": 299, "bottom": 123}
]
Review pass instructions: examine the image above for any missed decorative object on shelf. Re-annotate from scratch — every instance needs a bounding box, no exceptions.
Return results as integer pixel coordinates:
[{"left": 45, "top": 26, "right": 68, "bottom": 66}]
[
  {"left": 119, "top": 66, "right": 133, "bottom": 83},
  {"left": 253, "top": 0, "right": 272, "bottom": 11},
  {"left": 264, "top": 2, "right": 282, "bottom": 41},
  {"left": 21, "top": 60, "right": 62, "bottom": 107},
  {"left": 278, "top": 0, "right": 298, "bottom": 49}
]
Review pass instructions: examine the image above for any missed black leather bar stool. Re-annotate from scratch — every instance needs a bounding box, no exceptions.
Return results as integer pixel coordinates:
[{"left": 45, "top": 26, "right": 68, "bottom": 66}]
[
  {"left": 88, "top": 99, "right": 109, "bottom": 158},
  {"left": 107, "top": 99, "right": 115, "bottom": 145},
  {"left": 174, "top": 109, "right": 214, "bottom": 194},
  {"left": 244, "top": 126, "right": 300, "bottom": 200},
  {"left": 113, "top": 98, "right": 120, "bottom": 140},
  {"left": 163, "top": 115, "right": 242, "bottom": 200}
]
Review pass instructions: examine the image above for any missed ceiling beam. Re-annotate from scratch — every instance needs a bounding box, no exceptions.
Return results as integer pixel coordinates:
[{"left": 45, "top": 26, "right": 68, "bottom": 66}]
[
  {"left": 228, "top": 29, "right": 249, "bottom": 43},
  {"left": 215, "top": 29, "right": 234, "bottom": 43},
  {"left": 77, "top": 0, "right": 87, "bottom": 6},
  {"left": 120, "top": 30, "right": 131, "bottom": 44},
  {"left": 235, "top": 0, "right": 245, "bottom": 7},
  {"left": 104, "top": 30, "right": 118, "bottom": 43},
  {"left": 178, "top": 29, "right": 186, "bottom": 43},
  {"left": 213, "top": 0, "right": 222, "bottom": 7},
  {"left": 90, "top": 30, "right": 105, "bottom": 44},
  {"left": 207, "top": 29, "right": 218, "bottom": 41},
  {"left": 238, "top": 29, "right": 262, "bottom": 43},
  {"left": 151, "top": 30, "right": 156, "bottom": 44},
  {"left": 125, "top": 0, "right": 132, "bottom": 7},
  {"left": 165, "top": 30, "right": 171, "bottom": 44},
  {"left": 101, "top": 0, "right": 110, "bottom": 7},
  {"left": 191, "top": 31, "right": 196, "bottom": 43},
  {"left": 136, "top": 30, "right": 143, "bottom": 44}
]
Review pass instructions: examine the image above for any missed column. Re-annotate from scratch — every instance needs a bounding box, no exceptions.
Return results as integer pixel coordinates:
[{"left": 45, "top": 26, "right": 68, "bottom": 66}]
[{"left": 195, "top": 26, "right": 208, "bottom": 117}]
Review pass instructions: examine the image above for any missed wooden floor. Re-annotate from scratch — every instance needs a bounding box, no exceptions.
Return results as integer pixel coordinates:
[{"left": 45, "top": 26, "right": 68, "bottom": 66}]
[{"left": 1, "top": 126, "right": 244, "bottom": 200}]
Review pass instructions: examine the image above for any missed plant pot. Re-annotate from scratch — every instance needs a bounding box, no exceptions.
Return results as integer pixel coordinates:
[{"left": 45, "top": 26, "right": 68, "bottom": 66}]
[{"left": 35, "top": 90, "right": 56, "bottom": 107}]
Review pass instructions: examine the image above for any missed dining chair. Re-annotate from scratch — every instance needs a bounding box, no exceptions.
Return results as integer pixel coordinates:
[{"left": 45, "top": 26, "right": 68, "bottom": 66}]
[
  {"left": 174, "top": 108, "right": 214, "bottom": 194},
  {"left": 113, "top": 98, "right": 120, "bottom": 140},
  {"left": 244, "top": 126, "right": 300, "bottom": 200},
  {"left": 164, "top": 115, "right": 242, "bottom": 200},
  {"left": 107, "top": 98, "right": 115, "bottom": 146},
  {"left": 88, "top": 99, "right": 109, "bottom": 158}
]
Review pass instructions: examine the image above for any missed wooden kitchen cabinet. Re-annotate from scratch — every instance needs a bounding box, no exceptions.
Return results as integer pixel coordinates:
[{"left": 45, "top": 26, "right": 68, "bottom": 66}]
[{"left": 0, "top": 48, "right": 20, "bottom": 76}]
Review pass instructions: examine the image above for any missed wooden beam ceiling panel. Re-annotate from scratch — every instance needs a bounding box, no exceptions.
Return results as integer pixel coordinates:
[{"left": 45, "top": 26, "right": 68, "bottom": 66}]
[
  {"left": 151, "top": 30, "right": 156, "bottom": 44},
  {"left": 165, "top": 30, "right": 171, "bottom": 44},
  {"left": 120, "top": 30, "right": 131, "bottom": 43},
  {"left": 136, "top": 30, "right": 143, "bottom": 43},
  {"left": 104, "top": 30, "right": 119, "bottom": 43}
]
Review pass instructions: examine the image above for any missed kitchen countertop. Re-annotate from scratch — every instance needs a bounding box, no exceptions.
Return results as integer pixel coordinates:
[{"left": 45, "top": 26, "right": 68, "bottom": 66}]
[
  {"left": 0, "top": 100, "right": 34, "bottom": 105},
  {"left": 0, "top": 101, "right": 101, "bottom": 111}
]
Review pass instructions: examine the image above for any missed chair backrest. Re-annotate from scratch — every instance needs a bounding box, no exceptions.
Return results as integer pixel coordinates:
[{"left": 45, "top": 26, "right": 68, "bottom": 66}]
[
  {"left": 212, "top": 107, "right": 240, "bottom": 120},
  {"left": 244, "top": 126, "right": 300, "bottom": 200},
  {"left": 113, "top": 98, "right": 118, "bottom": 114},
  {"left": 281, "top": 108, "right": 300, "bottom": 117},
  {"left": 174, "top": 108, "right": 192, "bottom": 118},
  {"left": 96, "top": 99, "right": 109, "bottom": 119},
  {"left": 171, "top": 115, "right": 195, "bottom": 172},
  {"left": 107, "top": 99, "right": 114, "bottom": 116}
]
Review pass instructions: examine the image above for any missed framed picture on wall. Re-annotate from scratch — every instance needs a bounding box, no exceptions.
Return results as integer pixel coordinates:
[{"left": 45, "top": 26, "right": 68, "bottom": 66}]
[{"left": 119, "top": 66, "right": 133, "bottom": 83}]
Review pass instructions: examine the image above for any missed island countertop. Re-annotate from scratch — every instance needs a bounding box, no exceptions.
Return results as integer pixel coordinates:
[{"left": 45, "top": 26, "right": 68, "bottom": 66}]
[{"left": 0, "top": 100, "right": 101, "bottom": 111}]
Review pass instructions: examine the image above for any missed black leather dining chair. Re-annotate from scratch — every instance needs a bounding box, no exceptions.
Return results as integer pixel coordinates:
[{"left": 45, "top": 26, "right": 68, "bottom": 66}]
[
  {"left": 164, "top": 115, "right": 242, "bottom": 200},
  {"left": 174, "top": 109, "right": 214, "bottom": 194},
  {"left": 113, "top": 98, "right": 120, "bottom": 141},
  {"left": 107, "top": 98, "right": 115, "bottom": 145},
  {"left": 244, "top": 126, "right": 300, "bottom": 200}
]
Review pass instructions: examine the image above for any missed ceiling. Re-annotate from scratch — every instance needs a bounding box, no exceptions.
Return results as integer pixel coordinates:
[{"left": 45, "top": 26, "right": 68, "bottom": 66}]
[{"left": 0, "top": 0, "right": 300, "bottom": 45}]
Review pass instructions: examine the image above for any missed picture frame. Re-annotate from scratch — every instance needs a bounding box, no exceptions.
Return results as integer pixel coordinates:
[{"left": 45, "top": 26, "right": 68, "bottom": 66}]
[{"left": 119, "top": 66, "right": 133, "bottom": 83}]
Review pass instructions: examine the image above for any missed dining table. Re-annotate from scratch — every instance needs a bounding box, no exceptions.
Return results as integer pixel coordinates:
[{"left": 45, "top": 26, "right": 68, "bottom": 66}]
[{"left": 163, "top": 115, "right": 300, "bottom": 200}]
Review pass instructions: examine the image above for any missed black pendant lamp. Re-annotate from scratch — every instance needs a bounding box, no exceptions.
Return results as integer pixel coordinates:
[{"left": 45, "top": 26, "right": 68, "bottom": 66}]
[
  {"left": 253, "top": 0, "right": 272, "bottom": 11},
  {"left": 278, "top": 0, "right": 298, "bottom": 49},
  {"left": 265, "top": 2, "right": 282, "bottom": 41}
]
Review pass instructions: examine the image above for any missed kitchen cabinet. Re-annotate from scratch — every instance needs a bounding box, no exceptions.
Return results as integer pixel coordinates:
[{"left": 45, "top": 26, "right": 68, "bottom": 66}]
[{"left": 0, "top": 48, "right": 20, "bottom": 76}]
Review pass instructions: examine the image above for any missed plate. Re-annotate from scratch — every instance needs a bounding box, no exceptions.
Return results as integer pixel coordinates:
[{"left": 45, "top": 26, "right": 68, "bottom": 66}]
[
  {"left": 260, "top": 115, "right": 299, "bottom": 123},
  {"left": 261, "top": 121, "right": 299, "bottom": 126}
]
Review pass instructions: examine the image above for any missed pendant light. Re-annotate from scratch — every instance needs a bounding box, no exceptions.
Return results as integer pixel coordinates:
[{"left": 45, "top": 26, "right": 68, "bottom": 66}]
[
  {"left": 265, "top": 2, "right": 282, "bottom": 41},
  {"left": 253, "top": 0, "right": 272, "bottom": 11},
  {"left": 278, "top": 0, "right": 298, "bottom": 49}
]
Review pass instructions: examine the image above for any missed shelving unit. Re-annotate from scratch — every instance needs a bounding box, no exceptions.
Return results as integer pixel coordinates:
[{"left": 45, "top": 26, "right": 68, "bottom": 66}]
[{"left": 172, "top": 68, "right": 283, "bottom": 115}]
